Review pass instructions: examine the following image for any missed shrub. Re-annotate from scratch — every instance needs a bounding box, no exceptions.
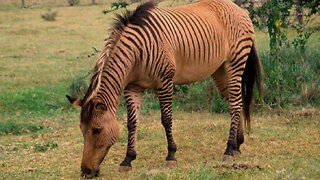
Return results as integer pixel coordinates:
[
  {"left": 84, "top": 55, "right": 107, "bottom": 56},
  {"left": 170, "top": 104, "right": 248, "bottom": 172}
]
[
  {"left": 173, "top": 79, "right": 229, "bottom": 113},
  {"left": 68, "top": 0, "right": 80, "bottom": 6},
  {"left": 69, "top": 72, "right": 90, "bottom": 99},
  {"left": 111, "top": 1, "right": 129, "bottom": 9},
  {"left": 103, "top": 1, "right": 129, "bottom": 14},
  {"left": 41, "top": 9, "right": 57, "bottom": 21},
  {"left": 260, "top": 47, "right": 320, "bottom": 107}
]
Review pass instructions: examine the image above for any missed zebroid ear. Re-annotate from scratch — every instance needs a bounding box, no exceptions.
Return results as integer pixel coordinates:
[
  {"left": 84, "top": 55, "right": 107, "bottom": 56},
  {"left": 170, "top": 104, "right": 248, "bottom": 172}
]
[{"left": 66, "top": 95, "right": 82, "bottom": 107}]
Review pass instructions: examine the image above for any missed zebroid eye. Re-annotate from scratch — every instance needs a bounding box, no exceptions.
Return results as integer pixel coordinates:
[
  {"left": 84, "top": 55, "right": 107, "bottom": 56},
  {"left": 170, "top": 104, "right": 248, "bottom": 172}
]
[{"left": 92, "top": 127, "right": 103, "bottom": 134}]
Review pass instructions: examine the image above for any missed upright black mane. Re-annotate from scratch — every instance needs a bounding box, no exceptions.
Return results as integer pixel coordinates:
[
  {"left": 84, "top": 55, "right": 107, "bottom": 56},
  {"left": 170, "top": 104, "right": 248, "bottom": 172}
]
[{"left": 113, "top": 1, "right": 156, "bottom": 33}]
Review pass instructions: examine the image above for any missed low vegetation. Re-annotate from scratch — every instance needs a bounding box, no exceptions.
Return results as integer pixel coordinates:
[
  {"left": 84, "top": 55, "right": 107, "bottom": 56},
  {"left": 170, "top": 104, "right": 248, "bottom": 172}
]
[
  {"left": 67, "top": 0, "right": 80, "bottom": 6},
  {"left": 0, "top": 0, "right": 319, "bottom": 179},
  {"left": 41, "top": 9, "right": 58, "bottom": 21}
]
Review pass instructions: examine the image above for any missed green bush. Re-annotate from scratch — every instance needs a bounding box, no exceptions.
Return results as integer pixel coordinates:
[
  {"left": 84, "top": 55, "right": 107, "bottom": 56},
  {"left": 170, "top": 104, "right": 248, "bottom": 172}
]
[
  {"left": 261, "top": 47, "right": 320, "bottom": 107},
  {"left": 173, "top": 80, "right": 228, "bottom": 113}
]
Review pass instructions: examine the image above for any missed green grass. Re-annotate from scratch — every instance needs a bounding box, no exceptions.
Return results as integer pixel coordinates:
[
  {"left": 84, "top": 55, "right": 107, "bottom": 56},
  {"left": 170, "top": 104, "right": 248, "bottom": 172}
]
[
  {"left": 1, "top": 111, "right": 319, "bottom": 179},
  {"left": 0, "top": 0, "right": 320, "bottom": 179}
]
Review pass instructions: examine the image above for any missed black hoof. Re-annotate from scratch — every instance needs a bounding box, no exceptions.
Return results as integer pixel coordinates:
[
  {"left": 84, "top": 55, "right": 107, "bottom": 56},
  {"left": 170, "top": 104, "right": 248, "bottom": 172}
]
[
  {"left": 221, "top": 154, "right": 234, "bottom": 162},
  {"left": 233, "top": 149, "right": 241, "bottom": 156},
  {"left": 164, "top": 160, "right": 177, "bottom": 168},
  {"left": 118, "top": 165, "right": 132, "bottom": 172}
]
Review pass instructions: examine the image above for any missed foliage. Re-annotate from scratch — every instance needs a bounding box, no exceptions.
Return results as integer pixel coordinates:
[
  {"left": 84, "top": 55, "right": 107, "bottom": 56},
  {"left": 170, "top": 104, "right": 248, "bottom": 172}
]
[
  {"left": 87, "top": 47, "right": 100, "bottom": 58},
  {"left": 68, "top": 72, "right": 90, "bottom": 99},
  {"left": 41, "top": 9, "right": 58, "bottom": 21},
  {"left": 67, "top": 0, "right": 80, "bottom": 6},
  {"left": 291, "top": 26, "right": 312, "bottom": 55},
  {"left": 173, "top": 81, "right": 229, "bottom": 113},
  {"left": 102, "top": 1, "right": 129, "bottom": 14},
  {"left": 261, "top": 47, "right": 320, "bottom": 107},
  {"left": 111, "top": 1, "right": 129, "bottom": 9},
  {"left": 296, "top": 0, "right": 320, "bottom": 16},
  {"left": 242, "top": 0, "right": 320, "bottom": 109}
]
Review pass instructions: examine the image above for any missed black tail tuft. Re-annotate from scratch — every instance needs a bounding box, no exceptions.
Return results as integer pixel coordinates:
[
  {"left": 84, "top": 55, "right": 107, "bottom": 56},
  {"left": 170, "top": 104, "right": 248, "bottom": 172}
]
[{"left": 242, "top": 43, "right": 262, "bottom": 132}]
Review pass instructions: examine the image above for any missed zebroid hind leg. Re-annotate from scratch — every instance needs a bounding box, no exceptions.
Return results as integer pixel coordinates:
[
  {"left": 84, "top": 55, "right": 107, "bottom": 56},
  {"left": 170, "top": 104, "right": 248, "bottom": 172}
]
[
  {"left": 212, "top": 63, "right": 243, "bottom": 156},
  {"left": 222, "top": 45, "right": 252, "bottom": 162},
  {"left": 118, "top": 86, "right": 144, "bottom": 172},
  {"left": 156, "top": 74, "right": 177, "bottom": 168}
]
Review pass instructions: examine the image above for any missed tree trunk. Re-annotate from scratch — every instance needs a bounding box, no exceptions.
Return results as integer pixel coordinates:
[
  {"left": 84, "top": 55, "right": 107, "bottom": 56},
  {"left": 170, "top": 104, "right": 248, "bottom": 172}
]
[
  {"left": 21, "top": 0, "right": 25, "bottom": 8},
  {"left": 92, "top": 0, "right": 97, "bottom": 5},
  {"left": 296, "top": 0, "right": 304, "bottom": 24}
]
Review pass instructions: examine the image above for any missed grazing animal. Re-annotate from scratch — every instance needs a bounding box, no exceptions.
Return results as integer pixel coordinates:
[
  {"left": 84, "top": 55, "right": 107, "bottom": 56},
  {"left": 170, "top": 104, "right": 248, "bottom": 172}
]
[{"left": 66, "top": 0, "right": 261, "bottom": 178}]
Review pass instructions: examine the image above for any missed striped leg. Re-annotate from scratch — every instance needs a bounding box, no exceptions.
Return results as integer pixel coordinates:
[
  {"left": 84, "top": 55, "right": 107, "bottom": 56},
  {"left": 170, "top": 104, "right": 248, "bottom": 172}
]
[
  {"left": 234, "top": 117, "right": 244, "bottom": 155},
  {"left": 213, "top": 65, "right": 244, "bottom": 156},
  {"left": 157, "top": 80, "right": 177, "bottom": 167},
  {"left": 118, "top": 86, "right": 143, "bottom": 172},
  {"left": 222, "top": 77, "right": 243, "bottom": 161},
  {"left": 222, "top": 46, "right": 251, "bottom": 161}
]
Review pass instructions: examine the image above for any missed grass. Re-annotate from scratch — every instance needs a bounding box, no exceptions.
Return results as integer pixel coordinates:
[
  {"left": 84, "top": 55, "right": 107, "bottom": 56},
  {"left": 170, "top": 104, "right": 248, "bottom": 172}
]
[
  {"left": 1, "top": 110, "right": 319, "bottom": 179},
  {"left": 0, "top": 0, "right": 319, "bottom": 179}
]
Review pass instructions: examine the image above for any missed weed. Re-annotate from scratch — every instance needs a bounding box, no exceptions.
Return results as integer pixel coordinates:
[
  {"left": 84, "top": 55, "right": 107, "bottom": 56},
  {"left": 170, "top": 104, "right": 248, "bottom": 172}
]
[
  {"left": 111, "top": 1, "right": 129, "bottom": 10},
  {"left": 67, "top": 0, "right": 80, "bottom": 6},
  {"left": 33, "top": 141, "right": 58, "bottom": 152},
  {"left": 0, "top": 120, "right": 43, "bottom": 135},
  {"left": 41, "top": 9, "right": 57, "bottom": 21},
  {"left": 102, "top": 1, "right": 129, "bottom": 14},
  {"left": 87, "top": 47, "right": 100, "bottom": 58},
  {"left": 68, "top": 72, "right": 90, "bottom": 99}
]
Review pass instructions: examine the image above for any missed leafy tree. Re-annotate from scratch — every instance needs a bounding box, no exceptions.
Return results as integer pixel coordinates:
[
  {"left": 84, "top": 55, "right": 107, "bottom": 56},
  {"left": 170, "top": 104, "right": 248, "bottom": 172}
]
[{"left": 242, "top": 0, "right": 319, "bottom": 108}]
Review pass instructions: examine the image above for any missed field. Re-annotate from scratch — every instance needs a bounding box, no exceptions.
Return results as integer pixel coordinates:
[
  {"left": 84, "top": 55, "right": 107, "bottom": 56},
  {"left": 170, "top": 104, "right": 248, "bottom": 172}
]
[{"left": 0, "top": 0, "right": 320, "bottom": 179}]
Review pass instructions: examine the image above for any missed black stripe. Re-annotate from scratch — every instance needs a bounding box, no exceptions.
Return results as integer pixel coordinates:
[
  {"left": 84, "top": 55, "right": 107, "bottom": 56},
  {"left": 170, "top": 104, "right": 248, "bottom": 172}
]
[
  {"left": 104, "top": 70, "right": 121, "bottom": 93},
  {"left": 113, "top": 53, "right": 129, "bottom": 70},
  {"left": 125, "top": 30, "right": 143, "bottom": 47},
  {"left": 166, "top": 10, "right": 188, "bottom": 58},
  {"left": 109, "top": 56, "right": 124, "bottom": 78},
  {"left": 152, "top": 10, "right": 173, "bottom": 45},
  {"left": 100, "top": 74, "right": 118, "bottom": 95},
  {"left": 232, "top": 45, "right": 251, "bottom": 62},
  {"left": 234, "top": 37, "right": 252, "bottom": 51},
  {"left": 183, "top": 11, "right": 202, "bottom": 61},
  {"left": 180, "top": 11, "right": 197, "bottom": 61},
  {"left": 173, "top": 11, "right": 193, "bottom": 60}
]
